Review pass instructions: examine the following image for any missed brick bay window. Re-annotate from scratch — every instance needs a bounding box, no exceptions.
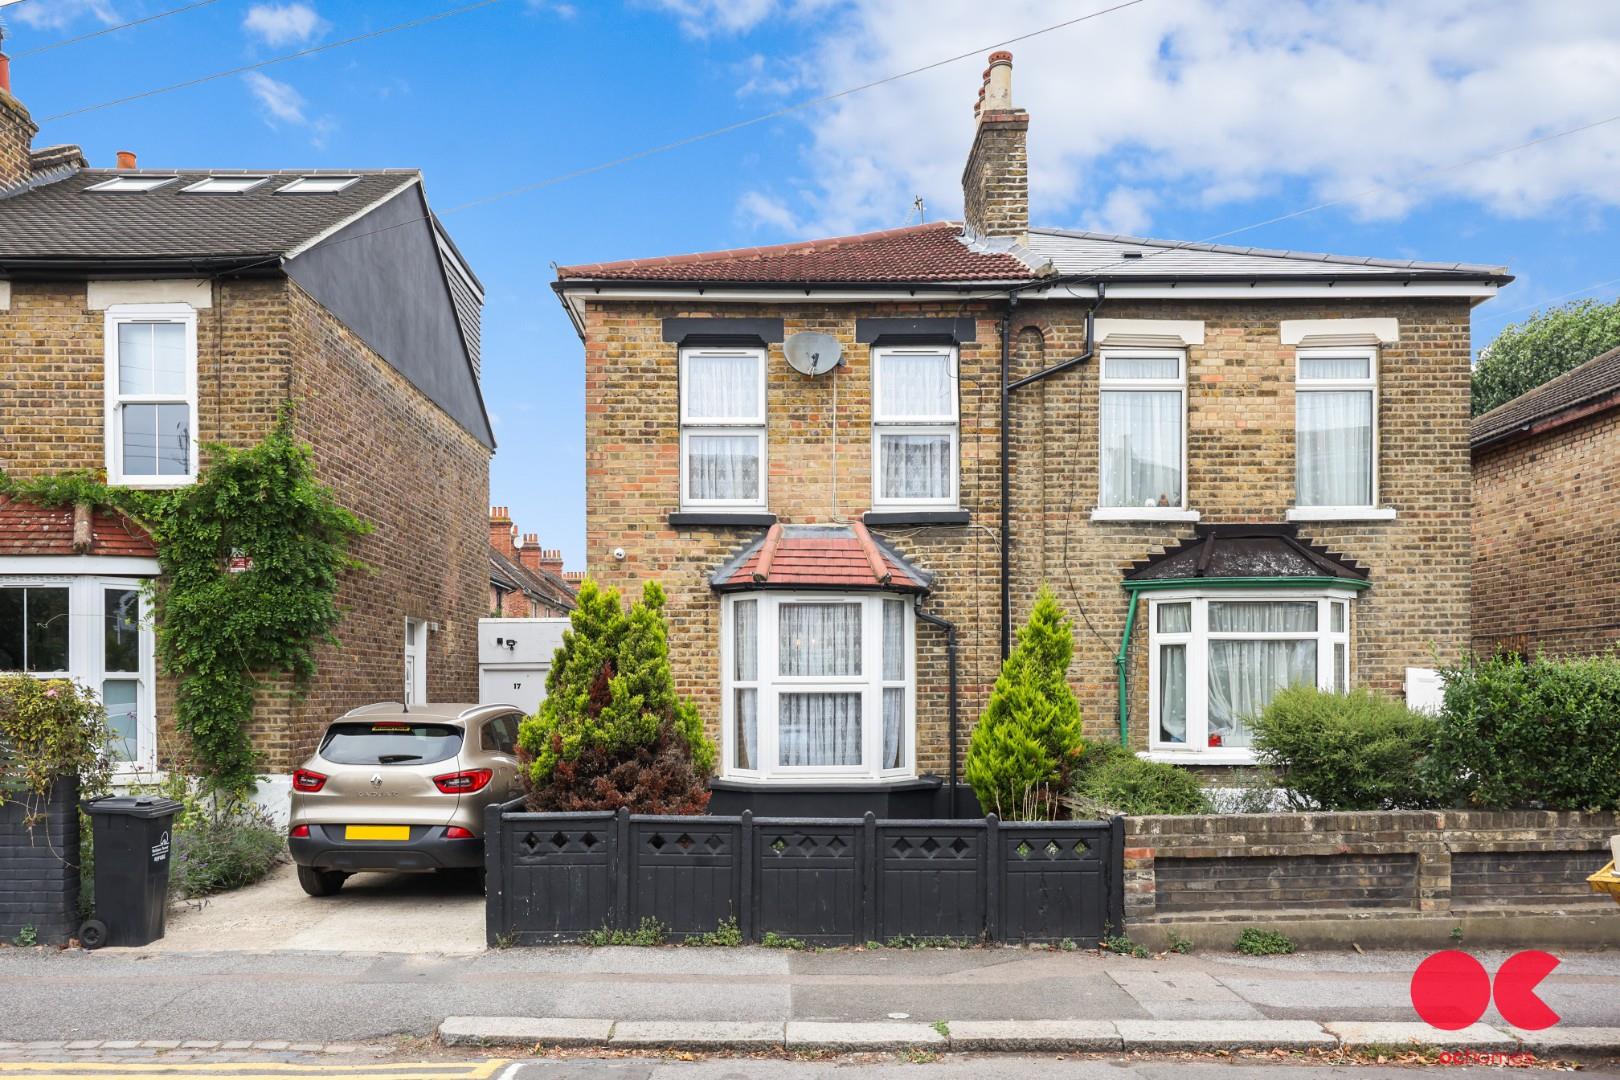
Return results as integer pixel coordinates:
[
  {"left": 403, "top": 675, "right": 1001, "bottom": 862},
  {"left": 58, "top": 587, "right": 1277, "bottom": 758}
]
[
  {"left": 679, "top": 345, "right": 767, "bottom": 512},
  {"left": 723, "top": 592, "right": 914, "bottom": 781},
  {"left": 1145, "top": 591, "right": 1353, "bottom": 764},
  {"left": 104, "top": 304, "right": 199, "bottom": 487},
  {"left": 1093, "top": 348, "right": 1192, "bottom": 522},
  {"left": 871, "top": 345, "right": 959, "bottom": 510},
  {"left": 0, "top": 578, "right": 156, "bottom": 771}
]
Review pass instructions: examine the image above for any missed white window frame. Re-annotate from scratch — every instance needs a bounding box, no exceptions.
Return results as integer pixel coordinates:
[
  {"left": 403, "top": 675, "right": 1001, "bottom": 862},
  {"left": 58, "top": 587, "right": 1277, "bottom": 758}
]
[
  {"left": 85, "top": 176, "right": 178, "bottom": 193},
  {"left": 1093, "top": 347, "right": 1192, "bottom": 521},
  {"left": 1144, "top": 589, "right": 1354, "bottom": 765},
  {"left": 0, "top": 575, "right": 157, "bottom": 774},
  {"left": 104, "top": 303, "right": 199, "bottom": 488},
  {"left": 275, "top": 175, "right": 361, "bottom": 194},
  {"left": 871, "top": 344, "right": 960, "bottom": 510},
  {"left": 720, "top": 591, "right": 915, "bottom": 782},
  {"left": 180, "top": 176, "right": 271, "bottom": 195},
  {"left": 1288, "top": 346, "right": 1389, "bottom": 520},
  {"left": 678, "top": 346, "right": 768, "bottom": 512}
]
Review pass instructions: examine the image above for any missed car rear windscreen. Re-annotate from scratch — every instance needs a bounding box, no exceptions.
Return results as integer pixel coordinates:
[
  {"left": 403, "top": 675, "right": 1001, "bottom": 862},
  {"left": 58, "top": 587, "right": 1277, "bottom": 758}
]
[{"left": 319, "top": 722, "right": 462, "bottom": 765}]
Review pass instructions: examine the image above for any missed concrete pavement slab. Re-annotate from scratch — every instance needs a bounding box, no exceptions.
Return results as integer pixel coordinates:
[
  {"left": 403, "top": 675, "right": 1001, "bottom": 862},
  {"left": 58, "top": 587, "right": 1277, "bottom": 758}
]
[
  {"left": 610, "top": 1020, "right": 785, "bottom": 1049},
  {"left": 1509, "top": 1027, "right": 1620, "bottom": 1054},
  {"left": 945, "top": 1019, "right": 1122, "bottom": 1051},
  {"left": 784, "top": 1020, "right": 945, "bottom": 1050},
  {"left": 1324, "top": 1021, "right": 1513, "bottom": 1047},
  {"left": 440, "top": 1016, "right": 615, "bottom": 1047},
  {"left": 1115, "top": 1020, "right": 1334, "bottom": 1050}
]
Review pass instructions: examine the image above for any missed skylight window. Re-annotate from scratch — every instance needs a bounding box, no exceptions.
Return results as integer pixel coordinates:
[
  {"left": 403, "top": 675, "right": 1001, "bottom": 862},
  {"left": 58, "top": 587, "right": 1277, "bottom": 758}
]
[
  {"left": 276, "top": 175, "right": 361, "bottom": 194},
  {"left": 86, "top": 176, "right": 179, "bottom": 193},
  {"left": 182, "top": 176, "right": 270, "bottom": 194}
]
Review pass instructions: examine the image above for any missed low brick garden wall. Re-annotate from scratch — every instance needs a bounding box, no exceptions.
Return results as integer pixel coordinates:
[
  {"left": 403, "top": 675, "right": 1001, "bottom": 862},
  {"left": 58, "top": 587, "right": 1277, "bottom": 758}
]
[
  {"left": 1123, "top": 810, "right": 1620, "bottom": 948},
  {"left": 0, "top": 778, "right": 81, "bottom": 945}
]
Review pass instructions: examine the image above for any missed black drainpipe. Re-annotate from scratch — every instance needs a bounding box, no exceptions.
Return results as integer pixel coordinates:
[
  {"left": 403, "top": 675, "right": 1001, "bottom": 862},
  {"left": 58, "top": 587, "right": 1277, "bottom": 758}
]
[
  {"left": 913, "top": 597, "right": 960, "bottom": 818},
  {"left": 998, "top": 284, "right": 1105, "bottom": 660}
]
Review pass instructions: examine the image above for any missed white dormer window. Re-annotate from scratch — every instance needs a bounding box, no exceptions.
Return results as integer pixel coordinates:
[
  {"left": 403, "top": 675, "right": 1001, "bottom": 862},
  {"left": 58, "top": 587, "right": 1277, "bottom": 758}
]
[
  {"left": 182, "top": 176, "right": 271, "bottom": 194},
  {"left": 86, "top": 176, "right": 178, "bottom": 193},
  {"left": 276, "top": 175, "right": 361, "bottom": 194},
  {"left": 104, "top": 305, "right": 198, "bottom": 487}
]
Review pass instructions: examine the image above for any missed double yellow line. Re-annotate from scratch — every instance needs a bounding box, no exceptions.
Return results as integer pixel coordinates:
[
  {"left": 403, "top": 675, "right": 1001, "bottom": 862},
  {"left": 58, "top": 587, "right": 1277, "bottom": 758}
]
[{"left": 0, "top": 1061, "right": 511, "bottom": 1080}]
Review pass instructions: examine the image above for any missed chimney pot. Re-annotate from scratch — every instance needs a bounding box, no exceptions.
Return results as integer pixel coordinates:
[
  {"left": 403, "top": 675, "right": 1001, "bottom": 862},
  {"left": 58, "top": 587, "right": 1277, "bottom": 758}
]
[
  {"left": 116, "top": 150, "right": 137, "bottom": 170},
  {"left": 983, "top": 53, "right": 1013, "bottom": 113},
  {"left": 0, "top": 53, "right": 12, "bottom": 97}
]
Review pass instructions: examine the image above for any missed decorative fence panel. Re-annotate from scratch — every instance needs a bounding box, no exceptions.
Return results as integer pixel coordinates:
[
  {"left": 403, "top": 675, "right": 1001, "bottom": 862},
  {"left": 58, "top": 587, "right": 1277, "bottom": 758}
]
[{"left": 487, "top": 800, "right": 1124, "bottom": 947}]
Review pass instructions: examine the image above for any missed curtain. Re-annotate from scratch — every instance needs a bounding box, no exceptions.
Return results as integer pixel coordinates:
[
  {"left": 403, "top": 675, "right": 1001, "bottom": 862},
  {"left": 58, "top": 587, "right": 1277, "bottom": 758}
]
[
  {"left": 1209, "top": 601, "right": 1316, "bottom": 633},
  {"left": 779, "top": 603, "right": 862, "bottom": 676},
  {"left": 779, "top": 692, "right": 862, "bottom": 766},
  {"left": 1159, "top": 643, "right": 1187, "bottom": 743},
  {"left": 685, "top": 353, "right": 759, "bottom": 419},
  {"left": 1099, "top": 390, "right": 1181, "bottom": 507},
  {"left": 687, "top": 434, "right": 759, "bottom": 501},
  {"left": 882, "top": 600, "right": 904, "bottom": 680},
  {"left": 879, "top": 432, "right": 951, "bottom": 500},
  {"left": 1299, "top": 355, "right": 1370, "bottom": 381},
  {"left": 1207, "top": 602, "right": 1318, "bottom": 747},
  {"left": 877, "top": 352, "right": 953, "bottom": 418},
  {"left": 1104, "top": 355, "right": 1180, "bottom": 380},
  {"left": 734, "top": 599, "right": 757, "bottom": 681},
  {"left": 1297, "top": 390, "right": 1372, "bottom": 506},
  {"left": 735, "top": 689, "right": 758, "bottom": 770},
  {"left": 882, "top": 688, "right": 903, "bottom": 768}
]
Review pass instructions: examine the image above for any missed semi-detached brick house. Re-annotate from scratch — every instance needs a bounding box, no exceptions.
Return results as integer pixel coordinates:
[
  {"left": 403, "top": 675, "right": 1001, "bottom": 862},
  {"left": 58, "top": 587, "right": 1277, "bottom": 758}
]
[
  {"left": 554, "top": 54, "right": 1512, "bottom": 814},
  {"left": 1472, "top": 345, "right": 1620, "bottom": 658},
  {"left": 0, "top": 59, "right": 493, "bottom": 783}
]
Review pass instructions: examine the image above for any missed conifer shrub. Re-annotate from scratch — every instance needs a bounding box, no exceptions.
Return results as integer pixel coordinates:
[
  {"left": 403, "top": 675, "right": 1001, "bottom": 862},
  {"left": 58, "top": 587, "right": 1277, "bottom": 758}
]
[
  {"left": 963, "top": 587, "right": 1085, "bottom": 820},
  {"left": 518, "top": 579, "right": 716, "bottom": 814},
  {"left": 1254, "top": 686, "right": 1443, "bottom": 811}
]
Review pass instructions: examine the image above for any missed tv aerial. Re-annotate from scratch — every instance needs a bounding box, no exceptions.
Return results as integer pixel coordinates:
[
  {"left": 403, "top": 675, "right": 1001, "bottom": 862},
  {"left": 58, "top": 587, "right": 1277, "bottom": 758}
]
[{"left": 783, "top": 332, "right": 843, "bottom": 377}]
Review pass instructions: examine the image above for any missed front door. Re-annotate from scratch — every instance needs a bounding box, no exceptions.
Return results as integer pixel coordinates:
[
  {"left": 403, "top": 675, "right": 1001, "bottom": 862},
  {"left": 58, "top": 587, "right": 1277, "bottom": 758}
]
[{"left": 403, "top": 618, "right": 428, "bottom": 705}]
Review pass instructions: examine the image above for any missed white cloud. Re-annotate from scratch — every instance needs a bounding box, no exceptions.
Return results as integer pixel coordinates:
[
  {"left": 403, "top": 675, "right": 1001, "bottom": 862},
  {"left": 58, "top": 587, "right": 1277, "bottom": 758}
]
[
  {"left": 643, "top": 0, "right": 839, "bottom": 38},
  {"left": 242, "top": 2, "right": 327, "bottom": 46},
  {"left": 3, "top": 0, "right": 117, "bottom": 30},
  {"left": 727, "top": 0, "right": 1620, "bottom": 240},
  {"left": 736, "top": 53, "right": 806, "bottom": 98},
  {"left": 242, "top": 70, "right": 335, "bottom": 146},
  {"left": 737, "top": 190, "right": 803, "bottom": 232}
]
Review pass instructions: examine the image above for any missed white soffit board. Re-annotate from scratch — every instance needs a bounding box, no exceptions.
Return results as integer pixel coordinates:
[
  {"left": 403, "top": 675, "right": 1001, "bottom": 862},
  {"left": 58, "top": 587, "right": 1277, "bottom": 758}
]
[
  {"left": 1095, "top": 318, "right": 1205, "bottom": 347},
  {"left": 1280, "top": 317, "right": 1399, "bottom": 346},
  {"left": 88, "top": 279, "right": 212, "bottom": 310}
]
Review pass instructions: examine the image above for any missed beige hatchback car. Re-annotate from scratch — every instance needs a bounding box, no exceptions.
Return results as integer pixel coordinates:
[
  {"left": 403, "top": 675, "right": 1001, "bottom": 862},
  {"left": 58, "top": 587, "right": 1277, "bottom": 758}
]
[{"left": 287, "top": 702, "right": 526, "bottom": 896}]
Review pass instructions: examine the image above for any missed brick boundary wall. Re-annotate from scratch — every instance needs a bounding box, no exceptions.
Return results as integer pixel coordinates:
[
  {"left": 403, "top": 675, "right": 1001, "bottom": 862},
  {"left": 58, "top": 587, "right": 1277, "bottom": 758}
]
[
  {"left": 0, "top": 778, "right": 80, "bottom": 945},
  {"left": 1123, "top": 811, "right": 1619, "bottom": 945}
]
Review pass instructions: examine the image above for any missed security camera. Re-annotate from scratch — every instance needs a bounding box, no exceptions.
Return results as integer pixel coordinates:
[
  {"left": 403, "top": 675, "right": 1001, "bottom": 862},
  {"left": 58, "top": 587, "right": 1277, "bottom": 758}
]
[{"left": 612, "top": 547, "right": 627, "bottom": 561}]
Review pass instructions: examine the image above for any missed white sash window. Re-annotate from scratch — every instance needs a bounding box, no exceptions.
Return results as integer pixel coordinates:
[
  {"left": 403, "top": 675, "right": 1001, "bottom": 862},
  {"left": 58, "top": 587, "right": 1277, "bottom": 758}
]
[
  {"left": 680, "top": 347, "right": 767, "bottom": 510},
  {"left": 105, "top": 305, "right": 198, "bottom": 487},
  {"left": 1097, "top": 349, "right": 1187, "bottom": 513},
  {"left": 1295, "top": 348, "right": 1377, "bottom": 509},
  {"left": 872, "top": 346, "right": 959, "bottom": 509}
]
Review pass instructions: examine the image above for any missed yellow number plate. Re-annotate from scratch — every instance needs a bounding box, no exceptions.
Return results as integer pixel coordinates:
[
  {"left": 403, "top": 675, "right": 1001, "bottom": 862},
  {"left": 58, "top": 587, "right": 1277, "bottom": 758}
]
[{"left": 345, "top": 825, "right": 410, "bottom": 841}]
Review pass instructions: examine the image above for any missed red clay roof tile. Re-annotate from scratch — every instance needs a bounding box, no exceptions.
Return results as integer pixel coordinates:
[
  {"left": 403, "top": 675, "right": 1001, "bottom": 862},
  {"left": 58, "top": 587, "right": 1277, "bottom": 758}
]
[
  {"left": 712, "top": 526, "right": 929, "bottom": 591},
  {"left": 0, "top": 495, "right": 157, "bottom": 559}
]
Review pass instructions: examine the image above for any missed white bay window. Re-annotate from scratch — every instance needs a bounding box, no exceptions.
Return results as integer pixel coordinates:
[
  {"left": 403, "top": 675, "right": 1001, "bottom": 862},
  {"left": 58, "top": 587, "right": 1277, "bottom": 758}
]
[
  {"left": 872, "top": 346, "right": 958, "bottom": 509},
  {"left": 1147, "top": 591, "right": 1352, "bottom": 763},
  {"left": 723, "top": 592, "right": 913, "bottom": 781},
  {"left": 105, "top": 304, "right": 198, "bottom": 487},
  {"left": 680, "top": 347, "right": 766, "bottom": 510}
]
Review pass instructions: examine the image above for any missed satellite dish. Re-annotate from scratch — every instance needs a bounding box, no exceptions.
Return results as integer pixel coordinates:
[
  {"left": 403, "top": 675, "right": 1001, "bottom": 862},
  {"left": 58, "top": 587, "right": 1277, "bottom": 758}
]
[{"left": 783, "top": 332, "right": 843, "bottom": 377}]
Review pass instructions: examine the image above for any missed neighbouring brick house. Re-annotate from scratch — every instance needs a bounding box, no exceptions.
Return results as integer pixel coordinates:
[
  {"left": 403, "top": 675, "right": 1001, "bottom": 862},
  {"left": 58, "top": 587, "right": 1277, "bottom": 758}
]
[
  {"left": 1471, "top": 345, "right": 1620, "bottom": 658},
  {"left": 554, "top": 53, "right": 1510, "bottom": 813},
  {"left": 488, "top": 506, "right": 577, "bottom": 617},
  {"left": 0, "top": 55, "right": 493, "bottom": 781}
]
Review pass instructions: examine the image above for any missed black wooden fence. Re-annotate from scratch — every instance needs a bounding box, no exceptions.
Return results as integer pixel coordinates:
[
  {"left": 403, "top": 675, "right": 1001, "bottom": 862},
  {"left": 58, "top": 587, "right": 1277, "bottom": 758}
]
[{"left": 484, "top": 799, "right": 1124, "bottom": 947}]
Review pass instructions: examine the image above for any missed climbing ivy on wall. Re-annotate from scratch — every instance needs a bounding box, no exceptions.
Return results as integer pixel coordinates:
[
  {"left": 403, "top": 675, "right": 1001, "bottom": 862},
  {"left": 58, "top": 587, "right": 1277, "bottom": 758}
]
[{"left": 0, "top": 411, "right": 369, "bottom": 796}]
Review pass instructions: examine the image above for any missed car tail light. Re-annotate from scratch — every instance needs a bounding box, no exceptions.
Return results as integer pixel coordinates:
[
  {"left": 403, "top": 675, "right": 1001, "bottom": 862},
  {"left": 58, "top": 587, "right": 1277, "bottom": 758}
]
[
  {"left": 289, "top": 824, "right": 310, "bottom": 839},
  {"left": 432, "top": 769, "right": 493, "bottom": 794},
  {"left": 292, "top": 768, "right": 327, "bottom": 792},
  {"left": 445, "top": 826, "right": 476, "bottom": 840}
]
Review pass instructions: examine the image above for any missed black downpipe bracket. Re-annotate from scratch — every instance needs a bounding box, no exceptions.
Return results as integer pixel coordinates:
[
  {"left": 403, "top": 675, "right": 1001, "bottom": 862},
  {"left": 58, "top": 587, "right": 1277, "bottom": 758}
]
[
  {"left": 998, "top": 285, "right": 1104, "bottom": 660},
  {"left": 913, "top": 598, "right": 960, "bottom": 817}
]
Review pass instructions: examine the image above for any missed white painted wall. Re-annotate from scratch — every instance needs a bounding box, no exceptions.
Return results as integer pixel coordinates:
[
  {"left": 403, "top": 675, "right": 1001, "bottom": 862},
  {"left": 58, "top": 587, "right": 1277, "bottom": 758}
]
[{"left": 479, "top": 617, "right": 569, "bottom": 715}]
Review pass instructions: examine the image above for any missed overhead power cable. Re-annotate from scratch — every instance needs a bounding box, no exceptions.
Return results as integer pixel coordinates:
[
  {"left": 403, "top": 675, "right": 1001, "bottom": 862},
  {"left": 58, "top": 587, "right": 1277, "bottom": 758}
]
[
  {"left": 1475, "top": 276, "right": 1620, "bottom": 326},
  {"left": 37, "top": 0, "right": 501, "bottom": 123},
  {"left": 10, "top": 0, "right": 223, "bottom": 59}
]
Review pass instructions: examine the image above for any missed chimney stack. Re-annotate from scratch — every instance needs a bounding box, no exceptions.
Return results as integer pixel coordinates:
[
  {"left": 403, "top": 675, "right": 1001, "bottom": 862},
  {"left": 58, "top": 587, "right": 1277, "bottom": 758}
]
[
  {"left": 0, "top": 27, "right": 40, "bottom": 191},
  {"left": 961, "top": 51, "right": 1028, "bottom": 241},
  {"left": 116, "top": 150, "right": 137, "bottom": 170},
  {"left": 517, "top": 533, "right": 541, "bottom": 571},
  {"left": 488, "top": 506, "right": 517, "bottom": 557}
]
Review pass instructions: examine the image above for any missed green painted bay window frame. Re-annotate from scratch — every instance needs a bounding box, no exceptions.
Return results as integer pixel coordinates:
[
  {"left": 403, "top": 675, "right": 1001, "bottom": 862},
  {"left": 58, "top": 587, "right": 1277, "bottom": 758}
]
[{"left": 1114, "top": 576, "right": 1371, "bottom": 749}]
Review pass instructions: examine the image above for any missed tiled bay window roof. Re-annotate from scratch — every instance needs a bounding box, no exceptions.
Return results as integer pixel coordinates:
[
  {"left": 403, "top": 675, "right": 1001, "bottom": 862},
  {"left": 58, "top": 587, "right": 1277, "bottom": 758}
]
[
  {"left": 712, "top": 524, "right": 931, "bottom": 592},
  {"left": 0, "top": 496, "right": 156, "bottom": 558}
]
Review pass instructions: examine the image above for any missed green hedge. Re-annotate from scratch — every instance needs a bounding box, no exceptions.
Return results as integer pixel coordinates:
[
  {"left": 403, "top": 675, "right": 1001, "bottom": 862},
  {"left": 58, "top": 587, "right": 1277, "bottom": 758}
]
[
  {"left": 1068, "top": 741, "right": 1211, "bottom": 817},
  {"left": 1435, "top": 653, "right": 1620, "bottom": 811},
  {"left": 1253, "top": 686, "right": 1441, "bottom": 811}
]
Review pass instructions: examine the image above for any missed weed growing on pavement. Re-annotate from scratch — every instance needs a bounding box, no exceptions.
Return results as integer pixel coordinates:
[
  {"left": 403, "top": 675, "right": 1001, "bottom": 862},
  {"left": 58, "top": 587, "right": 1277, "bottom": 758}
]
[
  {"left": 686, "top": 917, "right": 743, "bottom": 947},
  {"left": 11, "top": 925, "right": 37, "bottom": 947},
  {"left": 582, "top": 917, "right": 666, "bottom": 946},
  {"left": 1234, "top": 927, "right": 1296, "bottom": 955},
  {"left": 884, "top": 934, "right": 975, "bottom": 950},
  {"left": 931, "top": 1020, "right": 950, "bottom": 1038},
  {"left": 900, "top": 1048, "right": 940, "bottom": 1064},
  {"left": 1100, "top": 933, "right": 1150, "bottom": 958},
  {"left": 760, "top": 931, "right": 808, "bottom": 950},
  {"left": 1167, "top": 930, "right": 1194, "bottom": 954},
  {"left": 1450, "top": 925, "right": 1464, "bottom": 943},
  {"left": 492, "top": 932, "right": 517, "bottom": 949}
]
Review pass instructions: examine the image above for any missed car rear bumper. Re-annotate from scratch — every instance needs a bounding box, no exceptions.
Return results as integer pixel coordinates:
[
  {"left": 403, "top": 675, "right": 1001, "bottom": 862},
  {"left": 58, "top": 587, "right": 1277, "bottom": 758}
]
[{"left": 289, "top": 824, "right": 484, "bottom": 872}]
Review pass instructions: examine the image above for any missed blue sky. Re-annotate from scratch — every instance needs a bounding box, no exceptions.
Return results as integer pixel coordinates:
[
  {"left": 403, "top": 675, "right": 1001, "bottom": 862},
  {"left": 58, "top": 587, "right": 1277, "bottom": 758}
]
[{"left": 3, "top": 0, "right": 1618, "bottom": 570}]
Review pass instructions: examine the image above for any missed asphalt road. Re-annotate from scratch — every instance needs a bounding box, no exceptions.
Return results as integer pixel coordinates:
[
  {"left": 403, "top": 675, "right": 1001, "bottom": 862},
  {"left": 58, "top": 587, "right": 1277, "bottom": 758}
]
[{"left": 1, "top": 945, "right": 1616, "bottom": 1043}]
